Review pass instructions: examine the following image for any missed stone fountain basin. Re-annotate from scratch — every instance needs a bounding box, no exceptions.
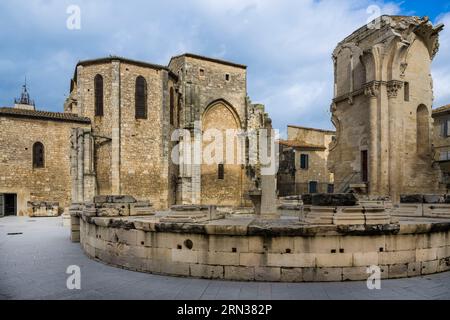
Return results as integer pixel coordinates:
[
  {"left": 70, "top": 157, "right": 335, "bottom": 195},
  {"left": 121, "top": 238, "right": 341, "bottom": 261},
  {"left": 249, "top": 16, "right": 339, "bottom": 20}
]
[{"left": 71, "top": 210, "right": 450, "bottom": 282}]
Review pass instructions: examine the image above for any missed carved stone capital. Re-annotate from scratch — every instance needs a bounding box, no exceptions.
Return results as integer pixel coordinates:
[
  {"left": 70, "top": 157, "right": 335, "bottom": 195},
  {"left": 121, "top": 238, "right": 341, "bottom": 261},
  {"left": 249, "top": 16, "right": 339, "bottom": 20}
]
[
  {"left": 364, "top": 81, "right": 381, "bottom": 98},
  {"left": 387, "top": 80, "right": 404, "bottom": 98}
]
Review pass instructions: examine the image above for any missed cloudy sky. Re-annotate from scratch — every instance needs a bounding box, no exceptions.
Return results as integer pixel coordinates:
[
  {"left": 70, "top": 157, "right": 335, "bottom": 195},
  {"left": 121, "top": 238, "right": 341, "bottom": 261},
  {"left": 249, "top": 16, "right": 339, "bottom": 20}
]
[{"left": 0, "top": 0, "right": 449, "bottom": 133}]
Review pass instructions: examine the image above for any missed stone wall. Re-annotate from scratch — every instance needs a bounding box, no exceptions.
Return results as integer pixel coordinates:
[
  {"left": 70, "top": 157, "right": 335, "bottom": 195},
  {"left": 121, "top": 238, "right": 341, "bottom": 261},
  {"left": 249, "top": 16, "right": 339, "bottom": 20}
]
[
  {"left": 0, "top": 116, "right": 88, "bottom": 214},
  {"left": 73, "top": 59, "right": 177, "bottom": 209},
  {"left": 169, "top": 55, "right": 263, "bottom": 207},
  {"left": 75, "top": 214, "right": 450, "bottom": 282}
]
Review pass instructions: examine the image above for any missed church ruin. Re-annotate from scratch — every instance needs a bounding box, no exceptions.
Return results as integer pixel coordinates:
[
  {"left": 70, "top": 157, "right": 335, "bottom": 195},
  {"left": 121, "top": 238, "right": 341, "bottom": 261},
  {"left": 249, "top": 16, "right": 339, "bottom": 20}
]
[{"left": 328, "top": 15, "right": 444, "bottom": 202}]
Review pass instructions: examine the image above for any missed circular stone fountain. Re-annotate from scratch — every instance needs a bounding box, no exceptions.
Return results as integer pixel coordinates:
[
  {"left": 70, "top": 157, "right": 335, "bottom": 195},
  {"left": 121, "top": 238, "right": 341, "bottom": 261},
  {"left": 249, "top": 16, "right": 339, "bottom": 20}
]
[{"left": 69, "top": 194, "right": 450, "bottom": 282}]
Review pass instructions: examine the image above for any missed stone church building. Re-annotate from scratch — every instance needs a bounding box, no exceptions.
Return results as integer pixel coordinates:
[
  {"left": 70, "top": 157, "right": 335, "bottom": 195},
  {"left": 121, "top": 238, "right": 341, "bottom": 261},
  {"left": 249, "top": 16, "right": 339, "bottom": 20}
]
[{"left": 0, "top": 54, "right": 268, "bottom": 216}]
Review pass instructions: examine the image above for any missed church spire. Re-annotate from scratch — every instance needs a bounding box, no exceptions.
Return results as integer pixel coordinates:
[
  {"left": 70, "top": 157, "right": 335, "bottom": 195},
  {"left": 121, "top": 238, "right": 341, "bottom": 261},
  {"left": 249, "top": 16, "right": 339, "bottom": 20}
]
[{"left": 14, "top": 78, "right": 35, "bottom": 110}]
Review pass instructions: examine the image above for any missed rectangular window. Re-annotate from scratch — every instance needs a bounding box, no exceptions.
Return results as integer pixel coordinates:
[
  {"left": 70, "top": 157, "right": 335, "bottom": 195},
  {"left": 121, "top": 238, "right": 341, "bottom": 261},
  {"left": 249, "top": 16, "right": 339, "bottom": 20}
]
[
  {"left": 199, "top": 68, "right": 205, "bottom": 77},
  {"left": 218, "top": 164, "right": 224, "bottom": 180},
  {"left": 309, "top": 181, "right": 318, "bottom": 194},
  {"left": 446, "top": 120, "right": 450, "bottom": 137},
  {"left": 361, "top": 150, "right": 368, "bottom": 182},
  {"left": 404, "top": 82, "right": 410, "bottom": 101},
  {"left": 327, "top": 184, "right": 334, "bottom": 194},
  {"left": 225, "top": 73, "right": 230, "bottom": 81},
  {"left": 300, "top": 154, "right": 309, "bottom": 170}
]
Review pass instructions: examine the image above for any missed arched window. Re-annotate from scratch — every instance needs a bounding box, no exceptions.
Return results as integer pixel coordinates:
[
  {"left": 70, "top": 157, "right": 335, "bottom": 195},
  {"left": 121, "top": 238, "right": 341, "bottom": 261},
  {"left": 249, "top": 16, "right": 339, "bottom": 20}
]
[
  {"left": 94, "top": 74, "right": 103, "bottom": 116},
  {"left": 135, "top": 76, "right": 147, "bottom": 119},
  {"left": 417, "top": 104, "right": 430, "bottom": 157},
  {"left": 170, "top": 87, "right": 175, "bottom": 125},
  {"left": 33, "top": 142, "right": 45, "bottom": 168}
]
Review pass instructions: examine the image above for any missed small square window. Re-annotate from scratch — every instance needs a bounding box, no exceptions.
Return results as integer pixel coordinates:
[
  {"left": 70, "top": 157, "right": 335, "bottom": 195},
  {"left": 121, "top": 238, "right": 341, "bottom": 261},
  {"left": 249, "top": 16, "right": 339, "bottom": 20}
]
[
  {"left": 199, "top": 68, "right": 205, "bottom": 76},
  {"left": 225, "top": 74, "right": 230, "bottom": 81}
]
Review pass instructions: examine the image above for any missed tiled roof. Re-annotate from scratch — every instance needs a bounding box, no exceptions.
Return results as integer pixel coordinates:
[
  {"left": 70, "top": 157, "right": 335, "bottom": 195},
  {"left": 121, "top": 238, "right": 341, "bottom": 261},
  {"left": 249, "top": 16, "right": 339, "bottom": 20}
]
[
  {"left": 432, "top": 104, "right": 450, "bottom": 116},
  {"left": 77, "top": 56, "right": 169, "bottom": 71},
  {"left": 287, "top": 125, "right": 336, "bottom": 134},
  {"left": 0, "top": 107, "right": 91, "bottom": 123},
  {"left": 278, "top": 139, "right": 326, "bottom": 150},
  {"left": 169, "top": 53, "right": 247, "bottom": 69}
]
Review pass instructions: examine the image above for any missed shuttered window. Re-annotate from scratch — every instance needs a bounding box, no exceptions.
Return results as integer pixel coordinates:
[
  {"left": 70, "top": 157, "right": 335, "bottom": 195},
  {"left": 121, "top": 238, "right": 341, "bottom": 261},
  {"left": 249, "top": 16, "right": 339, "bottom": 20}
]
[
  {"left": 135, "top": 76, "right": 147, "bottom": 119},
  {"left": 94, "top": 74, "right": 104, "bottom": 116},
  {"left": 300, "top": 154, "right": 309, "bottom": 170}
]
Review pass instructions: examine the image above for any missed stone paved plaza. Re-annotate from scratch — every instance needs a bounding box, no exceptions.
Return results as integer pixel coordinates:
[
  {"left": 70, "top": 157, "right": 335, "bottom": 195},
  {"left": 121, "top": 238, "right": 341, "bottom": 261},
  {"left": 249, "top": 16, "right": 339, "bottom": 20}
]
[{"left": 0, "top": 216, "right": 449, "bottom": 300}]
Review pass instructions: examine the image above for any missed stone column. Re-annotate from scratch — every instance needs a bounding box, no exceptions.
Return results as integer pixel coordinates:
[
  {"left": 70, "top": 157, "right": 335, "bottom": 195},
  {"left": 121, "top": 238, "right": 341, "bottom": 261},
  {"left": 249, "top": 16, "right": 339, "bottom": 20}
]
[
  {"left": 111, "top": 60, "right": 121, "bottom": 195},
  {"left": 77, "top": 128, "right": 84, "bottom": 203},
  {"left": 378, "top": 84, "right": 390, "bottom": 197},
  {"left": 387, "top": 80, "right": 403, "bottom": 203},
  {"left": 364, "top": 81, "right": 380, "bottom": 196},
  {"left": 76, "top": 65, "right": 84, "bottom": 116},
  {"left": 260, "top": 127, "right": 279, "bottom": 219},
  {"left": 160, "top": 70, "right": 170, "bottom": 208},
  {"left": 83, "top": 130, "right": 96, "bottom": 202},
  {"left": 70, "top": 128, "right": 78, "bottom": 203},
  {"left": 191, "top": 126, "right": 202, "bottom": 205}
]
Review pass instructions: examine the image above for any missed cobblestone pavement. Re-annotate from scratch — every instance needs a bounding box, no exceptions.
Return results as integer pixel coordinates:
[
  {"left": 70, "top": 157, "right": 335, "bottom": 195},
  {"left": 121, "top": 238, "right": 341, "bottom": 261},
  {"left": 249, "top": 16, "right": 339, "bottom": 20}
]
[{"left": 0, "top": 216, "right": 449, "bottom": 300}]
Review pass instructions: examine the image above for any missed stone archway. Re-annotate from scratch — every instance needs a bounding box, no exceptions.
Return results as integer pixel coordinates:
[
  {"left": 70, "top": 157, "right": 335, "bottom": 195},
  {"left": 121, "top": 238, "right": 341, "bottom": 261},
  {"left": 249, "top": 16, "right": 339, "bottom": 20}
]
[
  {"left": 416, "top": 104, "right": 430, "bottom": 157},
  {"left": 201, "top": 100, "right": 243, "bottom": 206}
]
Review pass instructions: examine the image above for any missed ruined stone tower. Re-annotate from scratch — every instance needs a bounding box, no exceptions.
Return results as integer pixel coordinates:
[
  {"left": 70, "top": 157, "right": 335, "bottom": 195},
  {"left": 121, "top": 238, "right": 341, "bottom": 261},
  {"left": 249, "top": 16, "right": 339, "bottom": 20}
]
[{"left": 328, "top": 16, "right": 444, "bottom": 202}]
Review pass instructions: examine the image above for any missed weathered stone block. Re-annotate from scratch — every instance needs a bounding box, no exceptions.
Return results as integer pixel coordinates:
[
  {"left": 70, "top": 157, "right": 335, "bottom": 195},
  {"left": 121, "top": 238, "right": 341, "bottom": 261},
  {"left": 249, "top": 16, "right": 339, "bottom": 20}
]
[
  {"left": 254, "top": 267, "right": 281, "bottom": 282},
  {"left": 379, "top": 250, "right": 415, "bottom": 265},
  {"left": 421, "top": 260, "right": 439, "bottom": 275},
  {"left": 267, "top": 237, "right": 294, "bottom": 253},
  {"left": 239, "top": 253, "right": 265, "bottom": 267},
  {"left": 416, "top": 248, "right": 438, "bottom": 262},
  {"left": 171, "top": 249, "right": 198, "bottom": 264},
  {"left": 280, "top": 268, "right": 303, "bottom": 282},
  {"left": 407, "top": 262, "right": 421, "bottom": 277},
  {"left": 388, "top": 263, "right": 408, "bottom": 279},
  {"left": 352, "top": 252, "right": 379, "bottom": 266},
  {"left": 438, "top": 257, "right": 450, "bottom": 272},
  {"left": 224, "top": 266, "right": 255, "bottom": 281},
  {"left": 208, "top": 235, "right": 249, "bottom": 253},
  {"left": 267, "top": 253, "right": 315, "bottom": 268},
  {"left": 385, "top": 234, "right": 416, "bottom": 251},
  {"left": 342, "top": 266, "right": 368, "bottom": 281},
  {"left": 190, "top": 264, "right": 224, "bottom": 279},
  {"left": 198, "top": 252, "right": 240, "bottom": 266},
  {"left": 302, "top": 267, "right": 342, "bottom": 282},
  {"left": 294, "top": 236, "right": 339, "bottom": 254},
  {"left": 316, "top": 253, "right": 352, "bottom": 267}
]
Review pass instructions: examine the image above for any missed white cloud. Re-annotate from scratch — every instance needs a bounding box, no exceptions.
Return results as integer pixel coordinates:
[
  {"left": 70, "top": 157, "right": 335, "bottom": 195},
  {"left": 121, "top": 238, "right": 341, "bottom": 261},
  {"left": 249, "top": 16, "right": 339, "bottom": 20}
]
[
  {"left": 0, "top": 0, "right": 408, "bottom": 131},
  {"left": 432, "top": 12, "right": 450, "bottom": 108}
]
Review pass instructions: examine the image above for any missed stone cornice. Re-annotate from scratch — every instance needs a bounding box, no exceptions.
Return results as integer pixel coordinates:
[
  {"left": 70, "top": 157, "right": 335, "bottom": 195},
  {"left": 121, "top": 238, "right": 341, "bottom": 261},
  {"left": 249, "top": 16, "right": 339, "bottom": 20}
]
[{"left": 333, "top": 80, "right": 405, "bottom": 103}]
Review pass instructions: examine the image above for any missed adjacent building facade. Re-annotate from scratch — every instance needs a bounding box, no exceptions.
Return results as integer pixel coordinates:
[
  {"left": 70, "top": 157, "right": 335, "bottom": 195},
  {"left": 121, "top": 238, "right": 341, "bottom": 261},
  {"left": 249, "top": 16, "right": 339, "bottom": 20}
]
[
  {"left": 0, "top": 54, "right": 269, "bottom": 216},
  {"left": 277, "top": 125, "right": 335, "bottom": 196}
]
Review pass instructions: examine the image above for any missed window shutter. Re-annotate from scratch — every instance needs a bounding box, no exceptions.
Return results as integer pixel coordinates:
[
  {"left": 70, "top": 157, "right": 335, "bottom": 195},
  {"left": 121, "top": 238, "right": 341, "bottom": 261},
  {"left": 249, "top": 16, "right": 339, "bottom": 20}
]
[{"left": 135, "top": 76, "right": 147, "bottom": 119}]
